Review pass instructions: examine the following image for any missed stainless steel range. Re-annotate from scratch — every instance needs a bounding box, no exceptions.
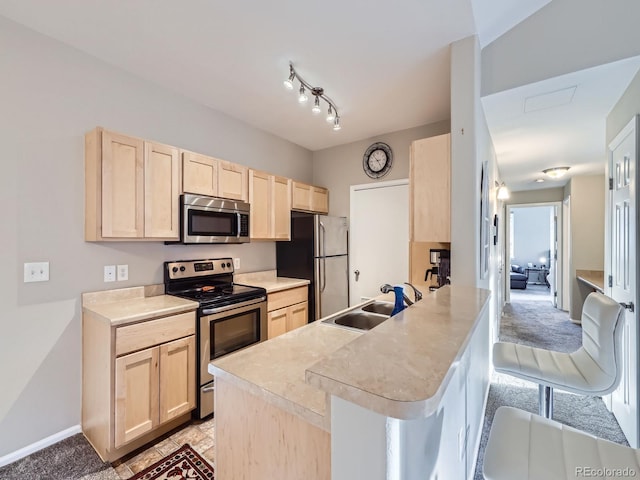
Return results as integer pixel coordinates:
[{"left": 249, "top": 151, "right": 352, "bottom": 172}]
[{"left": 164, "top": 258, "right": 267, "bottom": 418}]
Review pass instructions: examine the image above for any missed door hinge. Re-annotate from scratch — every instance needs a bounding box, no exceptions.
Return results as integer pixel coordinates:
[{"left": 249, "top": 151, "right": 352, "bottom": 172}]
[
  {"left": 609, "top": 177, "right": 614, "bottom": 190},
  {"left": 608, "top": 275, "right": 613, "bottom": 287}
]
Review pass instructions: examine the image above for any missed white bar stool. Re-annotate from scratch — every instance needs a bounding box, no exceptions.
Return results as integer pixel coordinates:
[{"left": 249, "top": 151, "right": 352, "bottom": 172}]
[
  {"left": 493, "top": 292, "right": 624, "bottom": 418},
  {"left": 483, "top": 406, "right": 640, "bottom": 480}
]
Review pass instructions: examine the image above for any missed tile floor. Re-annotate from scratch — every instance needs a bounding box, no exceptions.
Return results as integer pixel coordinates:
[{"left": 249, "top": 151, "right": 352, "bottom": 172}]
[{"left": 111, "top": 416, "right": 216, "bottom": 479}]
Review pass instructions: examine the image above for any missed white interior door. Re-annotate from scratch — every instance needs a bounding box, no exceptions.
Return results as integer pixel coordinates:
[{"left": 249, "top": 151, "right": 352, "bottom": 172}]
[
  {"left": 349, "top": 180, "right": 409, "bottom": 306},
  {"left": 609, "top": 116, "right": 638, "bottom": 447}
]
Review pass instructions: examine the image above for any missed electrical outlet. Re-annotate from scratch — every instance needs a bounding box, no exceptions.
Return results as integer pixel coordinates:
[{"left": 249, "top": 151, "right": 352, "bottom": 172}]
[
  {"left": 104, "top": 265, "right": 116, "bottom": 282},
  {"left": 24, "top": 262, "right": 49, "bottom": 283},
  {"left": 117, "top": 264, "right": 129, "bottom": 281},
  {"left": 233, "top": 258, "right": 240, "bottom": 270}
]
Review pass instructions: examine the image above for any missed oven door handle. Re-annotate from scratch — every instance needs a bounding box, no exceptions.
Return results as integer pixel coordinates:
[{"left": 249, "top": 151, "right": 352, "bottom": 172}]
[{"left": 200, "top": 296, "right": 266, "bottom": 316}]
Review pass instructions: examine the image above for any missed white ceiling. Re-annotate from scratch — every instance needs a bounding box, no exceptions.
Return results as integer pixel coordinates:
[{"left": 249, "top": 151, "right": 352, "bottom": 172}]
[
  {"left": 482, "top": 56, "right": 640, "bottom": 192},
  {"left": 10, "top": 0, "right": 621, "bottom": 193},
  {"left": 0, "top": 0, "right": 549, "bottom": 151}
]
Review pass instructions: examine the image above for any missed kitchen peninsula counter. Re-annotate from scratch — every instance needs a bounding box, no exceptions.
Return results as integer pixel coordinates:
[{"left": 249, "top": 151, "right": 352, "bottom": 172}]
[{"left": 209, "top": 285, "right": 491, "bottom": 480}]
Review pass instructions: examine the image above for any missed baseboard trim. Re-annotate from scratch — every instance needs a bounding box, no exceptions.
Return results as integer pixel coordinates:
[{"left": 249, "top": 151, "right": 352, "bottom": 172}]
[{"left": 0, "top": 425, "right": 82, "bottom": 468}]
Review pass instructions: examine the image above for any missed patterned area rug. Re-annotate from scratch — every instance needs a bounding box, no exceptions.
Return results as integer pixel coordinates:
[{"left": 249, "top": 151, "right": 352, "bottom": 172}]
[{"left": 131, "top": 444, "right": 214, "bottom": 480}]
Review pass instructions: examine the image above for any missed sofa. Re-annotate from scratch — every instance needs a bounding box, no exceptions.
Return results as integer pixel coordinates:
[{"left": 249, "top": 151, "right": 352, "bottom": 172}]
[{"left": 510, "top": 265, "right": 528, "bottom": 289}]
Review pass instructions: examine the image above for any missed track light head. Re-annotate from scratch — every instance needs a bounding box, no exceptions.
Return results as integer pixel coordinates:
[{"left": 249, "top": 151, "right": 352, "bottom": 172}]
[
  {"left": 326, "top": 105, "right": 335, "bottom": 123},
  {"left": 312, "top": 96, "right": 321, "bottom": 114},
  {"left": 333, "top": 116, "right": 341, "bottom": 131},
  {"left": 298, "top": 85, "right": 308, "bottom": 103}
]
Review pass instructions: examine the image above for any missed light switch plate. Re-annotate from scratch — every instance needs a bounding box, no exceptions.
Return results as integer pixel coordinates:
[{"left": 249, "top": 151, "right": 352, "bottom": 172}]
[
  {"left": 24, "top": 262, "right": 49, "bottom": 283},
  {"left": 233, "top": 258, "right": 240, "bottom": 270},
  {"left": 104, "top": 265, "right": 116, "bottom": 282},
  {"left": 117, "top": 264, "right": 129, "bottom": 281}
]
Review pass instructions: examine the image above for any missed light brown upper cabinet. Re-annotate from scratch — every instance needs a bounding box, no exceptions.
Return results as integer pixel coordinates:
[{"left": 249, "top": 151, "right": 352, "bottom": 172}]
[
  {"left": 85, "top": 128, "right": 180, "bottom": 241},
  {"left": 291, "top": 181, "right": 329, "bottom": 214},
  {"left": 183, "top": 151, "right": 249, "bottom": 202},
  {"left": 248, "top": 169, "right": 292, "bottom": 241},
  {"left": 410, "top": 133, "right": 451, "bottom": 243},
  {"left": 182, "top": 150, "right": 218, "bottom": 197},
  {"left": 218, "top": 160, "right": 248, "bottom": 202}
]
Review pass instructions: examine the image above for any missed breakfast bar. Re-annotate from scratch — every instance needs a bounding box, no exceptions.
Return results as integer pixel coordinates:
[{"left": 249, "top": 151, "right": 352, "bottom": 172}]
[{"left": 209, "top": 285, "right": 491, "bottom": 480}]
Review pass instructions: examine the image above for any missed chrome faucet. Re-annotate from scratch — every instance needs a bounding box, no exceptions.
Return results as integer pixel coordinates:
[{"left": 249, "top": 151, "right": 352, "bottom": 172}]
[
  {"left": 404, "top": 282, "right": 423, "bottom": 303},
  {"left": 380, "top": 283, "right": 423, "bottom": 306}
]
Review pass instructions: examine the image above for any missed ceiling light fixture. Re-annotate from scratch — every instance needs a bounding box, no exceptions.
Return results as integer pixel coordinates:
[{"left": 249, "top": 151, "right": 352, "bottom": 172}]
[
  {"left": 535, "top": 178, "right": 545, "bottom": 183},
  {"left": 542, "top": 166, "right": 570, "bottom": 179},
  {"left": 284, "top": 63, "right": 341, "bottom": 131},
  {"left": 496, "top": 183, "right": 510, "bottom": 200}
]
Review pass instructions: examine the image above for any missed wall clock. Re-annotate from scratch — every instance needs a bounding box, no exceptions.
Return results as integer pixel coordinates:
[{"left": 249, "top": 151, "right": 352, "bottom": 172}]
[{"left": 363, "top": 142, "right": 393, "bottom": 179}]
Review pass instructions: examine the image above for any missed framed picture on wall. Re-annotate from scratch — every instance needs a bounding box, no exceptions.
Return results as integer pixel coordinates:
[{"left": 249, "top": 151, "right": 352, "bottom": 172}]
[{"left": 480, "top": 161, "right": 490, "bottom": 278}]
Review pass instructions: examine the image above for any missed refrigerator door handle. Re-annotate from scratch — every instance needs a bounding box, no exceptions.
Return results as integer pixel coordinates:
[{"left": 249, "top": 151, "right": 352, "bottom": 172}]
[
  {"left": 321, "top": 258, "right": 327, "bottom": 293},
  {"left": 319, "top": 221, "right": 326, "bottom": 258}
]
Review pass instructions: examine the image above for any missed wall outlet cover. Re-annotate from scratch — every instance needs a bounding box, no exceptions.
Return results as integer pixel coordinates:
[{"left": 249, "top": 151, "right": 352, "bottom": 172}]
[
  {"left": 24, "top": 262, "right": 50, "bottom": 283},
  {"left": 117, "top": 264, "right": 129, "bottom": 281},
  {"left": 104, "top": 265, "right": 116, "bottom": 282},
  {"left": 233, "top": 258, "right": 240, "bottom": 270}
]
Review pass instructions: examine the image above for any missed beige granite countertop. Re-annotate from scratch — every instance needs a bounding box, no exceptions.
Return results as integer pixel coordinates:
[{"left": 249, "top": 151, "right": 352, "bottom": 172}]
[
  {"left": 576, "top": 269, "right": 605, "bottom": 293},
  {"left": 210, "top": 284, "right": 490, "bottom": 426},
  {"left": 307, "top": 285, "right": 490, "bottom": 420},
  {"left": 82, "top": 285, "right": 198, "bottom": 326},
  {"left": 234, "top": 270, "right": 309, "bottom": 293},
  {"left": 210, "top": 320, "right": 361, "bottom": 431}
]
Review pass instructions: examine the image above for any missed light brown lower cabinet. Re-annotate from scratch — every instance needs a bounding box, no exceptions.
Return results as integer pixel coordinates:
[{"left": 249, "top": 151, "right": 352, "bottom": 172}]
[
  {"left": 83, "top": 310, "right": 196, "bottom": 462},
  {"left": 267, "top": 286, "right": 309, "bottom": 339}
]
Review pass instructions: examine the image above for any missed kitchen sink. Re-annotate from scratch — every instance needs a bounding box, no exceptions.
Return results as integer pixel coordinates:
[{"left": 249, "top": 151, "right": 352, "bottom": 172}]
[
  {"left": 321, "top": 301, "right": 393, "bottom": 331},
  {"left": 361, "top": 301, "right": 395, "bottom": 316}
]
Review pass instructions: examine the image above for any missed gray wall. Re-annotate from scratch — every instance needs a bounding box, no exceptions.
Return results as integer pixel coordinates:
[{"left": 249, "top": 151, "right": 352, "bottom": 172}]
[
  {"left": 607, "top": 69, "right": 640, "bottom": 142},
  {"left": 511, "top": 206, "right": 552, "bottom": 268},
  {"left": 481, "top": 0, "right": 640, "bottom": 96},
  {"left": 0, "top": 17, "right": 313, "bottom": 457},
  {"left": 312, "top": 122, "right": 450, "bottom": 218},
  {"left": 506, "top": 187, "right": 565, "bottom": 205}
]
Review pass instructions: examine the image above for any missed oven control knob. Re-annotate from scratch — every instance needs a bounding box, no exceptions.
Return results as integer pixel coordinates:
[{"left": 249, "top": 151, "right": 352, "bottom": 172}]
[
  {"left": 221, "top": 263, "right": 226, "bottom": 268},
  {"left": 180, "top": 266, "right": 186, "bottom": 272},
  {"left": 172, "top": 267, "right": 178, "bottom": 273},
  {"left": 227, "top": 262, "right": 232, "bottom": 268}
]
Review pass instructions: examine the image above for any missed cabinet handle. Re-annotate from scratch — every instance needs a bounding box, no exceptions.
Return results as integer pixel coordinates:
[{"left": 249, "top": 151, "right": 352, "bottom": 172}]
[{"left": 202, "top": 386, "right": 215, "bottom": 393}]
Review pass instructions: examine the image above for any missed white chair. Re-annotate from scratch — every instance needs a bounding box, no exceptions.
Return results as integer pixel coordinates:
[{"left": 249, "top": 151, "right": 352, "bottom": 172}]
[
  {"left": 483, "top": 406, "right": 639, "bottom": 480},
  {"left": 493, "top": 292, "right": 624, "bottom": 418}
]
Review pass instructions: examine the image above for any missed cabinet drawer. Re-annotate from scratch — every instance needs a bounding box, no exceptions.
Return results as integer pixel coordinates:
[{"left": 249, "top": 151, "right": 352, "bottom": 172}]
[
  {"left": 116, "top": 311, "right": 195, "bottom": 356},
  {"left": 267, "top": 286, "right": 308, "bottom": 312}
]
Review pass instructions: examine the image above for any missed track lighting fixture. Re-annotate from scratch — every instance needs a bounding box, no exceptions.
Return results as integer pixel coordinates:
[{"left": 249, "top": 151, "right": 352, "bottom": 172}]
[{"left": 284, "top": 62, "right": 341, "bottom": 131}]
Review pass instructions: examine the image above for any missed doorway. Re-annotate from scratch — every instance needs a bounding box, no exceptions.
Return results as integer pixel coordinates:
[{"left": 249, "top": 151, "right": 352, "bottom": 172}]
[
  {"left": 349, "top": 179, "right": 409, "bottom": 306},
  {"left": 505, "top": 202, "right": 563, "bottom": 307}
]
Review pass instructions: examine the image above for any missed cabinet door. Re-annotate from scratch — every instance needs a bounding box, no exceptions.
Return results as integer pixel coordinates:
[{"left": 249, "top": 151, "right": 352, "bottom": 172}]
[
  {"left": 273, "top": 176, "right": 292, "bottom": 240},
  {"left": 410, "top": 134, "right": 451, "bottom": 242},
  {"left": 286, "top": 302, "right": 308, "bottom": 332},
  {"left": 267, "top": 308, "right": 288, "bottom": 340},
  {"left": 144, "top": 141, "right": 180, "bottom": 239},
  {"left": 182, "top": 151, "right": 218, "bottom": 197},
  {"left": 311, "top": 187, "right": 329, "bottom": 214},
  {"left": 249, "top": 169, "right": 272, "bottom": 240},
  {"left": 218, "top": 160, "right": 248, "bottom": 201},
  {"left": 159, "top": 336, "right": 196, "bottom": 424},
  {"left": 291, "top": 181, "right": 312, "bottom": 211},
  {"left": 101, "top": 130, "right": 144, "bottom": 238},
  {"left": 114, "top": 347, "right": 159, "bottom": 448}
]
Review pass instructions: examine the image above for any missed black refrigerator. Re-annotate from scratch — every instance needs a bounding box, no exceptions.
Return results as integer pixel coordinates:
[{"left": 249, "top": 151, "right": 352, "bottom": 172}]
[{"left": 276, "top": 212, "right": 349, "bottom": 322}]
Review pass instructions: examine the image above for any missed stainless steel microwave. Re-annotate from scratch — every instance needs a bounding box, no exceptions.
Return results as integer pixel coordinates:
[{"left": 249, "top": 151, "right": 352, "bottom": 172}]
[{"left": 175, "top": 194, "right": 250, "bottom": 244}]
